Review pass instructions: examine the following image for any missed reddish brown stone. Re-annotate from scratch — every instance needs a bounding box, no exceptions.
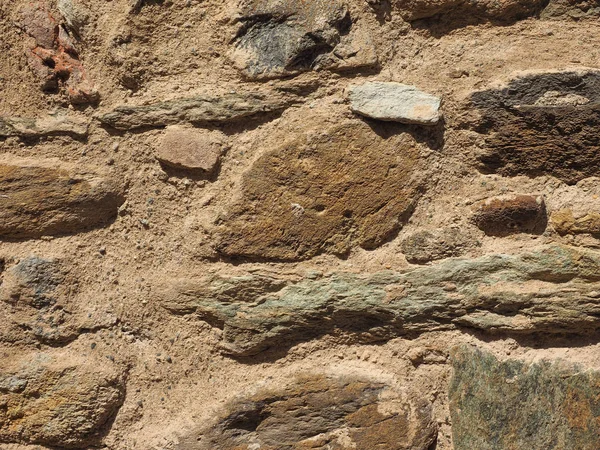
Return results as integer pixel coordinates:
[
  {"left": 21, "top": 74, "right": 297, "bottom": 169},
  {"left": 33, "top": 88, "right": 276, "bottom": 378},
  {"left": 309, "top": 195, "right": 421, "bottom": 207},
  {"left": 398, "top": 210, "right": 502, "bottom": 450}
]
[
  {"left": 471, "top": 194, "right": 547, "bottom": 236},
  {"left": 17, "top": 1, "right": 98, "bottom": 104},
  {"left": 156, "top": 127, "right": 224, "bottom": 173}
]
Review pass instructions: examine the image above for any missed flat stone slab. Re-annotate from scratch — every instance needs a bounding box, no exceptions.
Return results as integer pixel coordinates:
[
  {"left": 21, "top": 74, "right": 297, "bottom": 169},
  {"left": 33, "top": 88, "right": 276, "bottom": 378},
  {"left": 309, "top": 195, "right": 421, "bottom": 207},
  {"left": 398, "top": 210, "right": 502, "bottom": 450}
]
[
  {"left": 156, "top": 127, "right": 224, "bottom": 173},
  {"left": 349, "top": 82, "right": 441, "bottom": 125},
  {"left": 96, "top": 92, "right": 295, "bottom": 130},
  {"left": 161, "top": 245, "right": 600, "bottom": 356}
]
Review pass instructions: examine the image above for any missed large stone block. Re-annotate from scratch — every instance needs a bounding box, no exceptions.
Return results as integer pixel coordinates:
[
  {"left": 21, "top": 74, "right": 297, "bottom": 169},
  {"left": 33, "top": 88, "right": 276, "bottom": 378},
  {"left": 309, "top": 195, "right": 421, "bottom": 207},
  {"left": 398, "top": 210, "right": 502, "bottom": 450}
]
[
  {"left": 215, "top": 119, "right": 423, "bottom": 260},
  {"left": 0, "top": 158, "right": 125, "bottom": 239},
  {"left": 471, "top": 70, "right": 600, "bottom": 185},
  {"left": 178, "top": 373, "right": 437, "bottom": 450},
  {"left": 0, "top": 349, "right": 125, "bottom": 448}
]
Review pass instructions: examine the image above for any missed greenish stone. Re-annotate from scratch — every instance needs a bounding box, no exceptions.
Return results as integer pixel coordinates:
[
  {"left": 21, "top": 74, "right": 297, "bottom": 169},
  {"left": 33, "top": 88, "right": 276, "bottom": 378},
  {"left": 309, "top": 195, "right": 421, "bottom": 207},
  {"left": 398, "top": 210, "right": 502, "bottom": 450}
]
[
  {"left": 449, "top": 345, "right": 600, "bottom": 450},
  {"left": 161, "top": 245, "right": 600, "bottom": 356}
]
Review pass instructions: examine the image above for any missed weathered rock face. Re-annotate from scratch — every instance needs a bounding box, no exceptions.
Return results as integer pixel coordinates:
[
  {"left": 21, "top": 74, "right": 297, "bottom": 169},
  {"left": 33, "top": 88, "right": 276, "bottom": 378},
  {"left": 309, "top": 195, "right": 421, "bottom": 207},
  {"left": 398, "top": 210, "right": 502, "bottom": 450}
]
[
  {"left": 231, "top": 0, "right": 377, "bottom": 79},
  {"left": 0, "top": 350, "right": 126, "bottom": 448},
  {"left": 471, "top": 194, "right": 547, "bottom": 236},
  {"left": 180, "top": 373, "right": 437, "bottom": 450},
  {"left": 400, "top": 228, "right": 480, "bottom": 264},
  {"left": 97, "top": 92, "right": 295, "bottom": 130},
  {"left": 450, "top": 345, "right": 600, "bottom": 450},
  {"left": 0, "top": 160, "right": 125, "bottom": 238},
  {"left": 162, "top": 245, "right": 600, "bottom": 356},
  {"left": 472, "top": 71, "right": 600, "bottom": 184},
  {"left": 215, "top": 120, "right": 423, "bottom": 260},
  {"left": 349, "top": 82, "right": 441, "bottom": 125},
  {"left": 156, "top": 127, "right": 225, "bottom": 173}
]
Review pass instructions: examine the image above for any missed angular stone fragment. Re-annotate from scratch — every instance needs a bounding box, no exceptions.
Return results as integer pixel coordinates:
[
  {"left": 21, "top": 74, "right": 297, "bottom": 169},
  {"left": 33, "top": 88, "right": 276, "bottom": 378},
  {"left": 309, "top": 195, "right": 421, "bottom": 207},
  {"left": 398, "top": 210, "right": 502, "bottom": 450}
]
[
  {"left": 0, "top": 114, "right": 88, "bottom": 138},
  {"left": 0, "top": 160, "right": 125, "bottom": 238},
  {"left": 349, "top": 82, "right": 441, "bottom": 125},
  {"left": 232, "top": 0, "right": 377, "bottom": 80},
  {"left": 156, "top": 127, "right": 224, "bottom": 172},
  {"left": 215, "top": 119, "right": 423, "bottom": 260},
  {"left": 0, "top": 349, "right": 125, "bottom": 448},
  {"left": 449, "top": 345, "right": 600, "bottom": 450},
  {"left": 97, "top": 92, "right": 294, "bottom": 130},
  {"left": 179, "top": 373, "right": 437, "bottom": 450},
  {"left": 551, "top": 209, "right": 600, "bottom": 236},
  {"left": 400, "top": 228, "right": 479, "bottom": 264},
  {"left": 58, "top": 0, "right": 90, "bottom": 35},
  {"left": 471, "top": 194, "right": 547, "bottom": 236},
  {"left": 471, "top": 71, "right": 600, "bottom": 184},
  {"left": 162, "top": 245, "right": 600, "bottom": 356}
]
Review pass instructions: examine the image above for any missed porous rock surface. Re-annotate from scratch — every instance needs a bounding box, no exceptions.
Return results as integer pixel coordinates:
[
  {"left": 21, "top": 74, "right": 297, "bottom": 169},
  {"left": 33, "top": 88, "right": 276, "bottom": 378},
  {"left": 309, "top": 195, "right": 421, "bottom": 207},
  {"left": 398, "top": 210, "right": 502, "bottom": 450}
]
[{"left": 2, "top": 0, "right": 600, "bottom": 449}]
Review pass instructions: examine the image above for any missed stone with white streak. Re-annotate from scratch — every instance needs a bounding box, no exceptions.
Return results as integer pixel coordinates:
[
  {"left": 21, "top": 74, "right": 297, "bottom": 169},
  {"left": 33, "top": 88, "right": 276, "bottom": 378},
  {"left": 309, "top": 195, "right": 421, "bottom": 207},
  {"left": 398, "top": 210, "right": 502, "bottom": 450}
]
[{"left": 349, "top": 82, "right": 441, "bottom": 125}]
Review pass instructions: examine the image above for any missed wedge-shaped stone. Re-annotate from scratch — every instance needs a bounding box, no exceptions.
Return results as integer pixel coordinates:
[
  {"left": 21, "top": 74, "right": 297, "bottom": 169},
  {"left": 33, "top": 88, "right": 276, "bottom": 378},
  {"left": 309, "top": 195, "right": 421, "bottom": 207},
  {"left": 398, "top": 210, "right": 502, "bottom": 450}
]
[
  {"left": 471, "top": 70, "right": 600, "bottom": 184},
  {"left": 349, "top": 82, "right": 441, "bottom": 125},
  {"left": 162, "top": 245, "right": 600, "bottom": 356},
  {"left": 450, "top": 345, "right": 600, "bottom": 450},
  {"left": 97, "top": 92, "right": 294, "bottom": 130},
  {"left": 0, "top": 349, "right": 125, "bottom": 448},
  {"left": 0, "top": 159, "right": 125, "bottom": 238},
  {"left": 179, "top": 372, "right": 437, "bottom": 450},
  {"left": 215, "top": 119, "right": 423, "bottom": 260}
]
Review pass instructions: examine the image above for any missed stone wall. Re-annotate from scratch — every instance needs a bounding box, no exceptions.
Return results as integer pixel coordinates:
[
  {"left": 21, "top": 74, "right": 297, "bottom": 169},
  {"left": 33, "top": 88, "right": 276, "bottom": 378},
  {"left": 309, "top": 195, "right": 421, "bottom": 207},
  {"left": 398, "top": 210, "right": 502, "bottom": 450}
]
[{"left": 1, "top": 0, "right": 600, "bottom": 448}]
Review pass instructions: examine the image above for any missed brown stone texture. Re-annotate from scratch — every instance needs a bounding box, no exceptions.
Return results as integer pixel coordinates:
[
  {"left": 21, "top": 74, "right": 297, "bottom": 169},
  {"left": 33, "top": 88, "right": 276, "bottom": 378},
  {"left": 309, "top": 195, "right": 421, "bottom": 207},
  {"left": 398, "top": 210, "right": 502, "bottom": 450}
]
[
  {"left": 0, "top": 349, "right": 125, "bottom": 448},
  {"left": 471, "top": 71, "right": 600, "bottom": 185},
  {"left": 215, "top": 119, "right": 423, "bottom": 260},
  {"left": 156, "top": 127, "right": 224, "bottom": 172},
  {"left": 471, "top": 194, "right": 547, "bottom": 236},
  {"left": 0, "top": 160, "right": 125, "bottom": 239},
  {"left": 179, "top": 373, "right": 437, "bottom": 450},
  {"left": 3, "top": 0, "right": 600, "bottom": 449}
]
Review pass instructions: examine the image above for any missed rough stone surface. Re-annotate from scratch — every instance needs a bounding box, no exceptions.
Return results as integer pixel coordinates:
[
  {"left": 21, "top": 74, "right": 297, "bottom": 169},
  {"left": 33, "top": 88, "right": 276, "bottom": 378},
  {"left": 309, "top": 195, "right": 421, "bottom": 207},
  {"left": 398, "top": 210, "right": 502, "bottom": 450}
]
[
  {"left": 0, "top": 349, "right": 125, "bottom": 448},
  {"left": 0, "top": 256, "right": 116, "bottom": 345},
  {"left": 180, "top": 373, "right": 437, "bottom": 450},
  {"left": 349, "top": 82, "right": 441, "bottom": 125},
  {"left": 156, "top": 127, "right": 224, "bottom": 172},
  {"left": 450, "top": 345, "right": 600, "bottom": 450},
  {"left": 17, "top": 2, "right": 98, "bottom": 104},
  {"left": 162, "top": 245, "right": 600, "bottom": 356},
  {"left": 215, "top": 119, "right": 423, "bottom": 260},
  {"left": 0, "top": 160, "right": 125, "bottom": 238},
  {"left": 389, "top": 0, "right": 547, "bottom": 21},
  {"left": 97, "top": 92, "right": 295, "bottom": 130},
  {"left": 231, "top": 0, "right": 377, "bottom": 80},
  {"left": 551, "top": 209, "right": 600, "bottom": 236},
  {"left": 400, "top": 228, "right": 480, "bottom": 264},
  {"left": 472, "top": 70, "right": 600, "bottom": 184},
  {"left": 471, "top": 194, "right": 547, "bottom": 236},
  {"left": 0, "top": 114, "right": 89, "bottom": 138}
]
